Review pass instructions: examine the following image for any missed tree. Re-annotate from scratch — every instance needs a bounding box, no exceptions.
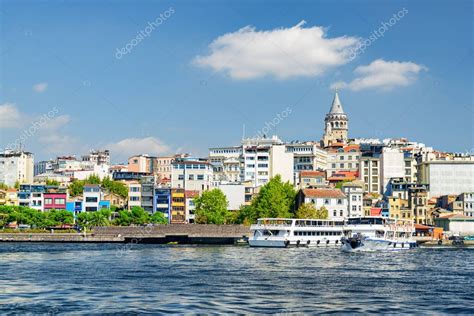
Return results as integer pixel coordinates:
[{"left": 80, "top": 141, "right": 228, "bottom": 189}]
[
  {"left": 248, "top": 175, "right": 296, "bottom": 220},
  {"left": 114, "top": 210, "right": 132, "bottom": 226},
  {"left": 194, "top": 189, "right": 230, "bottom": 224},
  {"left": 316, "top": 206, "right": 329, "bottom": 219},
  {"left": 68, "top": 180, "right": 85, "bottom": 197},
  {"left": 45, "top": 179, "right": 60, "bottom": 186},
  {"left": 0, "top": 183, "right": 9, "bottom": 190},
  {"left": 14, "top": 181, "right": 20, "bottom": 190},
  {"left": 234, "top": 205, "right": 257, "bottom": 225},
  {"left": 114, "top": 207, "right": 149, "bottom": 226},
  {"left": 150, "top": 211, "right": 168, "bottom": 224},
  {"left": 296, "top": 203, "right": 318, "bottom": 219},
  {"left": 76, "top": 212, "right": 92, "bottom": 231},
  {"left": 47, "top": 209, "right": 74, "bottom": 225},
  {"left": 130, "top": 206, "right": 149, "bottom": 225},
  {"left": 335, "top": 180, "right": 351, "bottom": 189}
]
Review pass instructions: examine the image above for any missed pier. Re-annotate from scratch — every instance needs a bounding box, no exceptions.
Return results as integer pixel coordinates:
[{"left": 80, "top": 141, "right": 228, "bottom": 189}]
[{"left": 0, "top": 224, "right": 251, "bottom": 244}]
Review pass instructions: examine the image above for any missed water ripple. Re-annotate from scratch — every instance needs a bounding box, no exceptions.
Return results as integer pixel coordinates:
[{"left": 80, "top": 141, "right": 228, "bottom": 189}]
[{"left": 0, "top": 243, "right": 473, "bottom": 314}]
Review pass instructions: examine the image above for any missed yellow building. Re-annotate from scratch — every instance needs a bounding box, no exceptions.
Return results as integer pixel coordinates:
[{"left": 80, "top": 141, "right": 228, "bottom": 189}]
[
  {"left": 0, "top": 189, "right": 19, "bottom": 206},
  {"left": 171, "top": 188, "right": 185, "bottom": 223}
]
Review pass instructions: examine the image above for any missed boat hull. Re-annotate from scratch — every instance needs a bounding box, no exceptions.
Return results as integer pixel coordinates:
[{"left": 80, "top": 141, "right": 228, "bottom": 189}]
[{"left": 341, "top": 237, "right": 417, "bottom": 251}]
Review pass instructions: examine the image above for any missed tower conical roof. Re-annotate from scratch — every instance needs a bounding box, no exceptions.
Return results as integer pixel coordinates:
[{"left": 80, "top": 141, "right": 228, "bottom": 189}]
[{"left": 329, "top": 91, "right": 345, "bottom": 114}]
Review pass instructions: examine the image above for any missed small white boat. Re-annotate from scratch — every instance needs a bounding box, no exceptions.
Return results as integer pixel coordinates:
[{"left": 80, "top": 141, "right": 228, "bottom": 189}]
[
  {"left": 249, "top": 218, "right": 345, "bottom": 248},
  {"left": 341, "top": 217, "right": 418, "bottom": 251}
]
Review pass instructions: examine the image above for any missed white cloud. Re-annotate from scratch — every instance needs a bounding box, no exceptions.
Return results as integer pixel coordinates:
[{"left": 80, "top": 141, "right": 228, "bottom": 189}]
[
  {"left": 38, "top": 134, "right": 80, "bottom": 155},
  {"left": 194, "top": 21, "right": 361, "bottom": 80},
  {"left": 0, "top": 103, "right": 22, "bottom": 128},
  {"left": 41, "top": 115, "right": 71, "bottom": 130},
  {"left": 33, "top": 82, "right": 48, "bottom": 93},
  {"left": 107, "top": 137, "right": 171, "bottom": 161},
  {"left": 331, "top": 59, "right": 428, "bottom": 91}
]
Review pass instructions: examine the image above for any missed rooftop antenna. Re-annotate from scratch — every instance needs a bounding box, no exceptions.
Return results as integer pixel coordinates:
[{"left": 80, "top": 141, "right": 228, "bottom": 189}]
[{"left": 242, "top": 124, "right": 246, "bottom": 140}]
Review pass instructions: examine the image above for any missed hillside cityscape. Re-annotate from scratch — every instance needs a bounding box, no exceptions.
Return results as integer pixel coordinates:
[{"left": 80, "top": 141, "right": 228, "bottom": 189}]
[{"left": 1, "top": 92, "right": 473, "bottom": 231}]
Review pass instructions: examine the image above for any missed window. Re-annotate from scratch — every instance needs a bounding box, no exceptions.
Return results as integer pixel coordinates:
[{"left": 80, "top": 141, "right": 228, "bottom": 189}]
[
  {"left": 44, "top": 198, "right": 53, "bottom": 204},
  {"left": 340, "top": 210, "right": 343, "bottom": 217},
  {"left": 86, "top": 197, "right": 98, "bottom": 203},
  {"left": 325, "top": 199, "right": 330, "bottom": 205},
  {"left": 130, "top": 196, "right": 140, "bottom": 201},
  {"left": 178, "top": 174, "right": 184, "bottom": 180},
  {"left": 333, "top": 210, "right": 337, "bottom": 217},
  {"left": 340, "top": 163, "right": 344, "bottom": 168},
  {"left": 55, "top": 198, "right": 65, "bottom": 205},
  {"left": 188, "top": 175, "right": 194, "bottom": 180},
  {"left": 197, "top": 175, "right": 204, "bottom": 180},
  {"left": 332, "top": 163, "right": 336, "bottom": 168},
  {"left": 337, "top": 199, "right": 342, "bottom": 205},
  {"left": 352, "top": 196, "right": 357, "bottom": 201}
]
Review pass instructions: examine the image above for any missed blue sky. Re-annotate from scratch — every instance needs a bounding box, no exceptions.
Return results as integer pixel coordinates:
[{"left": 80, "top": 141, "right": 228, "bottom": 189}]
[{"left": 0, "top": 0, "right": 472, "bottom": 162}]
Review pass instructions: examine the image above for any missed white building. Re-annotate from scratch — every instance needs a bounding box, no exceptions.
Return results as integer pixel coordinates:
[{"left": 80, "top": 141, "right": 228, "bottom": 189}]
[
  {"left": 127, "top": 181, "right": 141, "bottom": 210},
  {"left": 210, "top": 135, "right": 294, "bottom": 188},
  {"left": 359, "top": 155, "right": 381, "bottom": 194},
  {"left": 418, "top": 161, "right": 474, "bottom": 197},
  {"left": 171, "top": 158, "right": 213, "bottom": 192},
  {"left": 341, "top": 181, "right": 364, "bottom": 218},
  {"left": 286, "top": 142, "right": 327, "bottom": 185},
  {"left": 380, "top": 147, "right": 405, "bottom": 195},
  {"left": 326, "top": 145, "right": 360, "bottom": 177},
  {"left": 0, "top": 151, "right": 34, "bottom": 187},
  {"left": 457, "top": 193, "right": 474, "bottom": 217},
  {"left": 83, "top": 184, "right": 103, "bottom": 212},
  {"left": 82, "top": 150, "right": 110, "bottom": 166},
  {"left": 218, "top": 183, "right": 245, "bottom": 211},
  {"left": 298, "top": 188, "right": 348, "bottom": 220}
]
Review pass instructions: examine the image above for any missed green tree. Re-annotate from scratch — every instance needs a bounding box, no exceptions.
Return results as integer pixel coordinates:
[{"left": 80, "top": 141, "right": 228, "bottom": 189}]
[
  {"left": 14, "top": 181, "right": 20, "bottom": 190},
  {"left": 130, "top": 206, "right": 150, "bottom": 225},
  {"left": 76, "top": 212, "right": 92, "bottom": 231},
  {"left": 316, "top": 206, "right": 329, "bottom": 219},
  {"left": 335, "top": 180, "right": 351, "bottom": 189},
  {"left": 114, "top": 210, "right": 132, "bottom": 226},
  {"left": 249, "top": 175, "right": 296, "bottom": 220},
  {"left": 194, "top": 189, "right": 230, "bottom": 224},
  {"left": 89, "top": 210, "right": 110, "bottom": 227},
  {"left": 45, "top": 179, "right": 60, "bottom": 186},
  {"left": 150, "top": 211, "right": 168, "bottom": 224},
  {"left": 68, "top": 180, "right": 85, "bottom": 197},
  {"left": 46, "top": 209, "right": 74, "bottom": 225},
  {"left": 0, "top": 183, "right": 9, "bottom": 190},
  {"left": 234, "top": 205, "right": 257, "bottom": 225},
  {"left": 295, "top": 203, "right": 318, "bottom": 219}
]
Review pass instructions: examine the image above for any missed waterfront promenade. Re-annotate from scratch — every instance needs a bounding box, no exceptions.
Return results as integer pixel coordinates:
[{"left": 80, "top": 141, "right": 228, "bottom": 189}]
[{"left": 0, "top": 224, "right": 251, "bottom": 244}]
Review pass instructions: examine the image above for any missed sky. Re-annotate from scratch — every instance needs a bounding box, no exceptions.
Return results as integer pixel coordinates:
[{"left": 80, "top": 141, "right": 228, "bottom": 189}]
[{"left": 0, "top": 0, "right": 472, "bottom": 163}]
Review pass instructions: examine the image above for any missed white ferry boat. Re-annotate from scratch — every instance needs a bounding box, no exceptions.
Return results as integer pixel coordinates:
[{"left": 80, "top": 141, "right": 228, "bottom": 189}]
[
  {"left": 249, "top": 217, "right": 418, "bottom": 250},
  {"left": 341, "top": 217, "right": 417, "bottom": 251},
  {"left": 249, "top": 218, "right": 345, "bottom": 248}
]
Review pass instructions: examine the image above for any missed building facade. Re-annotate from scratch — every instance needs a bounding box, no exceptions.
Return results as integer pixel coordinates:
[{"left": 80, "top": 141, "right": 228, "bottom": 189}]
[{"left": 0, "top": 151, "right": 34, "bottom": 187}]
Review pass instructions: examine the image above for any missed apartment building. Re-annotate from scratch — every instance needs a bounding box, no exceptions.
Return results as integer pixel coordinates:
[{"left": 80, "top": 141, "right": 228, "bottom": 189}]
[
  {"left": 326, "top": 144, "right": 360, "bottom": 177},
  {"left": 171, "top": 158, "right": 213, "bottom": 192},
  {"left": 341, "top": 181, "right": 364, "bottom": 218},
  {"left": 127, "top": 181, "right": 141, "bottom": 210},
  {"left": 0, "top": 151, "right": 34, "bottom": 187},
  {"left": 418, "top": 160, "right": 474, "bottom": 197}
]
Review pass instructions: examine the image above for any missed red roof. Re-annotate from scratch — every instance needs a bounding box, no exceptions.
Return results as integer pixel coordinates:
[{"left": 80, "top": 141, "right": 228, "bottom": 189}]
[
  {"left": 185, "top": 190, "right": 200, "bottom": 198},
  {"left": 303, "top": 188, "right": 346, "bottom": 198},
  {"left": 328, "top": 170, "right": 359, "bottom": 181},
  {"left": 300, "top": 171, "right": 325, "bottom": 178},
  {"left": 370, "top": 207, "right": 382, "bottom": 216}
]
